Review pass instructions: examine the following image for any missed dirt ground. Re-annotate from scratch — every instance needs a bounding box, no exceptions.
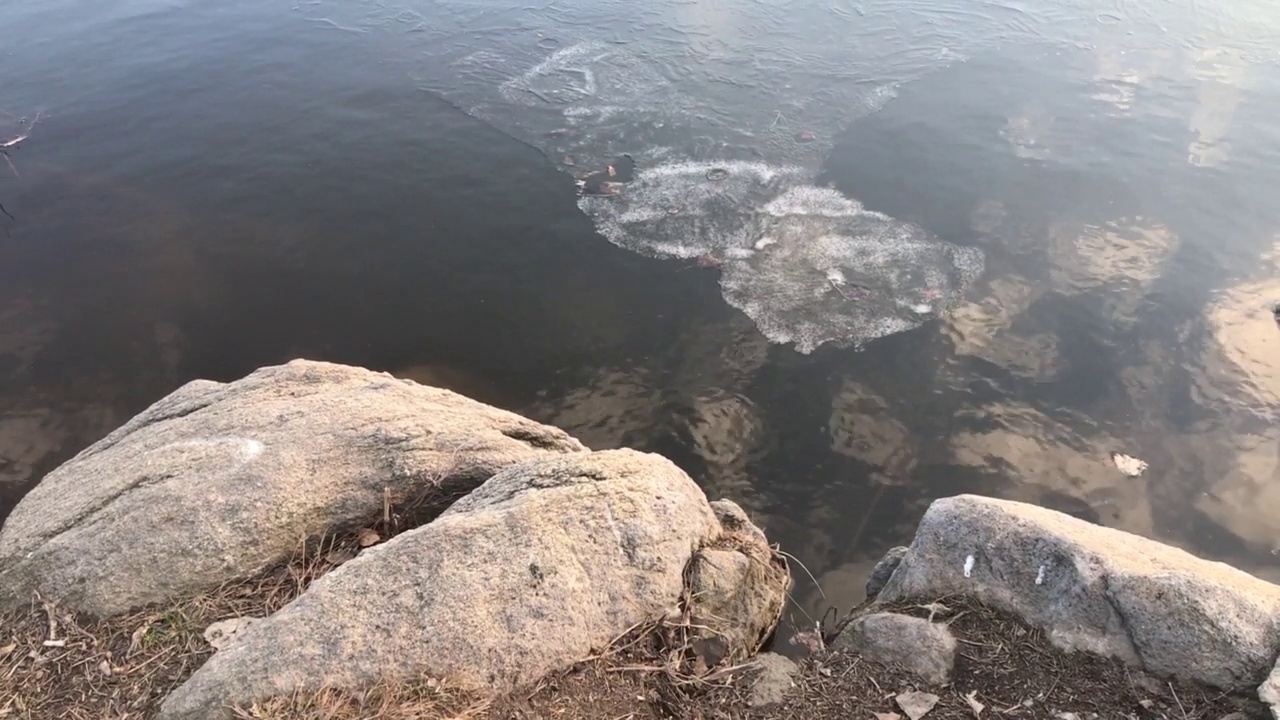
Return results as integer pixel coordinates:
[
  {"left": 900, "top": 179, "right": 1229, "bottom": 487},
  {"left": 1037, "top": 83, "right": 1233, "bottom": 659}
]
[
  {"left": 499, "top": 597, "right": 1266, "bottom": 720},
  {"left": 0, "top": 539, "right": 1269, "bottom": 720}
]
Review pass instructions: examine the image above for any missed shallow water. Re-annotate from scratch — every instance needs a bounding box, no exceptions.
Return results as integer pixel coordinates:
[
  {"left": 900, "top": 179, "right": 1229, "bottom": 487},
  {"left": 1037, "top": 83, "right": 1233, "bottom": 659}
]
[{"left": 2, "top": 0, "right": 1280, "bottom": 618}]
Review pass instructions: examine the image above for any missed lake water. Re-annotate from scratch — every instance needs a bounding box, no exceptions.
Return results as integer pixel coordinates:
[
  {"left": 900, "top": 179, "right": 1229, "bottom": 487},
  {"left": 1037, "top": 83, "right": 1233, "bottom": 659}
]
[{"left": 2, "top": 0, "right": 1279, "bottom": 620}]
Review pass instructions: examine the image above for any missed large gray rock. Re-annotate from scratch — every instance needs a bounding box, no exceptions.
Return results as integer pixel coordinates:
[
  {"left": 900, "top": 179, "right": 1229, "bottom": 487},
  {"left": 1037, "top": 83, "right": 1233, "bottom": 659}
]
[
  {"left": 159, "top": 449, "right": 778, "bottom": 720},
  {"left": 836, "top": 612, "right": 956, "bottom": 685},
  {"left": 0, "top": 360, "right": 585, "bottom": 616},
  {"left": 878, "top": 495, "right": 1280, "bottom": 691}
]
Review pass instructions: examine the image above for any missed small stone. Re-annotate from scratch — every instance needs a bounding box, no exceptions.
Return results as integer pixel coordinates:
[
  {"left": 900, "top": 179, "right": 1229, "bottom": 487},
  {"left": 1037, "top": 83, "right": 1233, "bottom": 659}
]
[
  {"left": 748, "top": 653, "right": 798, "bottom": 707},
  {"left": 202, "top": 617, "right": 261, "bottom": 651},
  {"left": 838, "top": 612, "right": 956, "bottom": 685},
  {"left": 866, "top": 546, "right": 908, "bottom": 599},
  {"left": 357, "top": 529, "right": 381, "bottom": 547}
]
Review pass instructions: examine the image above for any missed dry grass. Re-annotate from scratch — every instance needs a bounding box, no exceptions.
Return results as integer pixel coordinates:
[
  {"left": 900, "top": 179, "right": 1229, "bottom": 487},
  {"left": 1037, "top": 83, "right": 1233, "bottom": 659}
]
[
  {"left": 0, "top": 532, "right": 355, "bottom": 719},
  {"left": 2, "top": 508, "right": 1266, "bottom": 720},
  {"left": 2, "top": 581, "right": 1266, "bottom": 720},
  {"left": 730, "top": 596, "right": 1265, "bottom": 720},
  {"left": 228, "top": 680, "right": 487, "bottom": 720},
  {"left": 491, "top": 597, "right": 1268, "bottom": 720},
  {"left": 0, "top": 463, "right": 503, "bottom": 720}
]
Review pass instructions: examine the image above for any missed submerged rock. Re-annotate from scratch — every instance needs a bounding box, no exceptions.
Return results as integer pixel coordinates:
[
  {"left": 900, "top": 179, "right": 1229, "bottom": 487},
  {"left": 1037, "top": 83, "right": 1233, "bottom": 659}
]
[
  {"left": 0, "top": 359, "right": 586, "bottom": 616},
  {"left": 877, "top": 495, "right": 1280, "bottom": 692},
  {"left": 158, "top": 449, "right": 786, "bottom": 719}
]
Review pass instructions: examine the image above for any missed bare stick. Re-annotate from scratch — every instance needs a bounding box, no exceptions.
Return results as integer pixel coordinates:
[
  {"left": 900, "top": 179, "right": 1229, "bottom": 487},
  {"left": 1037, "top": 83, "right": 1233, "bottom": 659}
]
[
  {"left": 777, "top": 549, "right": 825, "bottom": 599},
  {"left": 382, "top": 486, "right": 391, "bottom": 529},
  {"left": 828, "top": 278, "right": 851, "bottom": 300},
  {"left": 1168, "top": 682, "right": 1188, "bottom": 720},
  {"left": 0, "top": 201, "right": 13, "bottom": 222},
  {"left": 1, "top": 152, "right": 18, "bottom": 179},
  {"left": 41, "top": 597, "right": 59, "bottom": 642},
  {"left": 0, "top": 112, "right": 38, "bottom": 151}
]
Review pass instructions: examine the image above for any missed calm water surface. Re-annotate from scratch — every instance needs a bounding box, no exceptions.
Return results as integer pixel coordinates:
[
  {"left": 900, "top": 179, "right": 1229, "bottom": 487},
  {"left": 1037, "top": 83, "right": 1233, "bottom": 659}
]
[{"left": 2, "top": 0, "right": 1279, "bottom": 618}]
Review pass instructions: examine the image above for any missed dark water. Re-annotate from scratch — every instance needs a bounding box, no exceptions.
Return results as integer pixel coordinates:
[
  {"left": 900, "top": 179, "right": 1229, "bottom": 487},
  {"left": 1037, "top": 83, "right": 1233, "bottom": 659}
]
[{"left": 2, "top": 0, "right": 1280, "bottom": 618}]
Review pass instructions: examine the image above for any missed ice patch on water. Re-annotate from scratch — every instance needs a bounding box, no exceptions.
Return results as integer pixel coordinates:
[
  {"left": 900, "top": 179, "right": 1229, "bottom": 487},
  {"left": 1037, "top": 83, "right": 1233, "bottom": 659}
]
[
  {"left": 720, "top": 220, "right": 984, "bottom": 353},
  {"left": 418, "top": 37, "right": 986, "bottom": 351},
  {"left": 579, "top": 157, "right": 984, "bottom": 351}
]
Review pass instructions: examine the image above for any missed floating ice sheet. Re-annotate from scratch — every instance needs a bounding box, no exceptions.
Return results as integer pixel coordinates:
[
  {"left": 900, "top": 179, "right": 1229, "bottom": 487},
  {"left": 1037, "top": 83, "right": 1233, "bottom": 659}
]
[{"left": 422, "top": 31, "right": 985, "bottom": 351}]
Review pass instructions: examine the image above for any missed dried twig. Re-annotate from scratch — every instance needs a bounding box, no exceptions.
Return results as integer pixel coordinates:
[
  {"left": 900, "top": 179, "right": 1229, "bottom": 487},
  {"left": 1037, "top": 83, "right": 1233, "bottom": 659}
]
[
  {"left": 776, "top": 549, "right": 825, "bottom": 600},
  {"left": 0, "top": 111, "right": 43, "bottom": 221},
  {"left": 0, "top": 153, "right": 18, "bottom": 178},
  {"left": 1168, "top": 681, "right": 1188, "bottom": 719},
  {"left": 382, "top": 486, "right": 392, "bottom": 533},
  {"left": 829, "top": 278, "right": 851, "bottom": 300}
]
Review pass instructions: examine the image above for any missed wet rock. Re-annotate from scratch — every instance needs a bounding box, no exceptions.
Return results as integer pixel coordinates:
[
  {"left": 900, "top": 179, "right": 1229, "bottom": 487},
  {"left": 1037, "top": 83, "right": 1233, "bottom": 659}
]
[
  {"left": 158, "top": 450, "right": 779, "bottom": 719},
  {"left": 878, "top": 495, "right": 1280, "bottom": 691},
  {"left": 0, "top": 360, "right": 586, "bottom": 616},
  {"left": 748, "top": 653, "right": 798, "bottom": 707},
  {"left": 866, "top": 546, "right": 909, "bottom": 599},
  {"left": 836, "top": 612, "right": 956, "bottom": 685}
]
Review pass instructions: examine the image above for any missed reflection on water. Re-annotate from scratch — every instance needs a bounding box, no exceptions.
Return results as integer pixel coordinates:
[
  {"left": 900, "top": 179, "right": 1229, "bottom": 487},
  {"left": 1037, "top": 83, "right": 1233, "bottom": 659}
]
[
  {"left": 2, "top": 0, "right": 1280, "bottom": 618},
  {"left": 944, "top": 275, "right": 1057, "bottom": 380},
  {"left": 1188, "top": 48, "right": 1250, "bottom": 168},
  {"left": 1195, "top": 242, "right": 1280, "bottom": 414},
  {"left": 949, "top": 402, "right": 1154, "bottom": 535}
]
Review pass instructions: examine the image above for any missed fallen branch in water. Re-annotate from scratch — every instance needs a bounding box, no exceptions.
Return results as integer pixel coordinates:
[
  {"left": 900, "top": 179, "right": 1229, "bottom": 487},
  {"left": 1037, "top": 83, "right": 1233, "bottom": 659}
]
[{"left": 0, "top": 111, "right": 43, "bottom": 221}]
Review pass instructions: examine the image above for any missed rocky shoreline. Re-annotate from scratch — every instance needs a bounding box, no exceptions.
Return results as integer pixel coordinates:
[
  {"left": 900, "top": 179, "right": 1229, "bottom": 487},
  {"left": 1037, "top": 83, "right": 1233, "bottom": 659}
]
[{"left": 0, "top": 360, "right": 1276, "bottom": 719}]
